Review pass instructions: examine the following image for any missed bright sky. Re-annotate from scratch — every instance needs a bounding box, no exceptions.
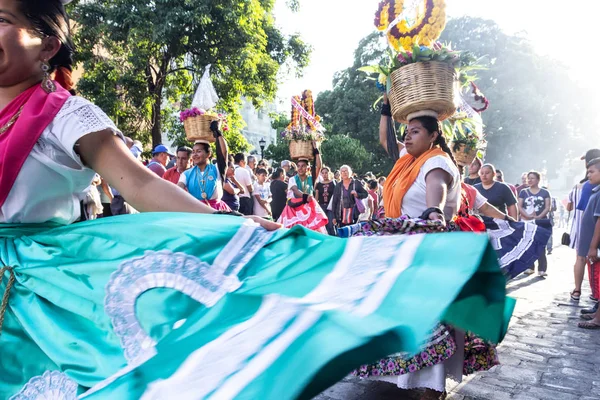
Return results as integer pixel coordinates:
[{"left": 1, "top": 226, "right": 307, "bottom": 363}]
[{"left": 274, "top": 0, "right": 599, "bottom": 109}]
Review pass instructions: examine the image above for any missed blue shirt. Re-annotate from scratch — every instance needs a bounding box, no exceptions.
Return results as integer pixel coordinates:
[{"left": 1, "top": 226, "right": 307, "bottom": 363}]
[
  {"left": 577, "top": 181, "right": 598, "bottom": 211},
  {"left": 182, "top": 164, "right": 221, "bottom": 201}
]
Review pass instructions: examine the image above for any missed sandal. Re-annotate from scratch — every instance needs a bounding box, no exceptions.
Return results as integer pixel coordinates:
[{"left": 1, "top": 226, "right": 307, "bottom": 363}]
[
  {"left": 578, "top": 321, "right": 600, "bottom": 329},
  {"left": 570, "top": 290, "right": 581, "bottom": 301}
]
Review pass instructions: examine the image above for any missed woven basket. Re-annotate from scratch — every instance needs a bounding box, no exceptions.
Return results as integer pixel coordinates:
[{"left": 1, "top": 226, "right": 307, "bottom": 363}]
[
  {"left": 450, "top": 142, "right": 478, "bottom": 167},
  {"left": 184, "top": 114, "right": 219, "bottom": 143},
  {"left": 389, "top": 61, "right": 457, "bottom": 123},
  {"left": 289, "top": 140, "right": 314, "bottom": 160}
]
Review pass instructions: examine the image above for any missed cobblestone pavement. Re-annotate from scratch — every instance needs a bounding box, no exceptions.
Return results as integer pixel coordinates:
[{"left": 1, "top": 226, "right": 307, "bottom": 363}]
[{"left": 313, "top": 236, "right": 600, "bottom": 400}]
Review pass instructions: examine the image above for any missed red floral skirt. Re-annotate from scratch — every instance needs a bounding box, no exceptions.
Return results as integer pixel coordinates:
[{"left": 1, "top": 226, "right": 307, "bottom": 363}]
[{"left": 277, "top": 197, "right": 328, "bottom": 233}]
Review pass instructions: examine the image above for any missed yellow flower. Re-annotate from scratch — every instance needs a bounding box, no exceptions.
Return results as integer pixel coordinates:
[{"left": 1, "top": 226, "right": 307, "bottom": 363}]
[
  {"left": 432, "top": 6, "right": 440, "bottom": 17},
  {"left": 394, "top": 0, "right": 404, "bottom": 20}
]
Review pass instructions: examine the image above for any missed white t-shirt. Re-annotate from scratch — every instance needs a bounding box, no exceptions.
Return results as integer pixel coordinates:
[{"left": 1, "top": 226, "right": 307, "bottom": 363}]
[
  {"left": 474, "top": 190, "right": 487, "bottom": 211},
  {"left": 252, "top": 181, "right": 271, "bottom": 218},
  {"left": 1, "top": 96, "right": 123, "bottom": 224},
  {"left": 234, "top": 166, "right": 253, "bottom": 198},
  {"left": 399, "top": 148, "right": 461, "bottom": 219}
]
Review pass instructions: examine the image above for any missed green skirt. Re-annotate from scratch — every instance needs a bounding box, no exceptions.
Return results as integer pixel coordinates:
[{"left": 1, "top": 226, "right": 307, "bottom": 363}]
[{"left": 0, "top": 213, "right": 514, "bottom": 399}]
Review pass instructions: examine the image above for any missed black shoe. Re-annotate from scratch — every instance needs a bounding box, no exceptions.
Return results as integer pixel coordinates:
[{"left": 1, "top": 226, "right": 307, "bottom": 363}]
[{"left": 581, "top": 302, "right": 599, "bottom": 315}]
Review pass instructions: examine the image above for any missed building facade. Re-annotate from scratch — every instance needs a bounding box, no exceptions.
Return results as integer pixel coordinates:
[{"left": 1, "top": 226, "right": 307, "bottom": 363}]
[{"left": 240, "top": 98, "right": 277, "bottom": 158}]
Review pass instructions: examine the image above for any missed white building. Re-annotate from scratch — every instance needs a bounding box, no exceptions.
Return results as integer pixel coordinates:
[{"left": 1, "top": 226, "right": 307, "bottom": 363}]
[{"left": 240, "top": 98, "right": 277, "bottom": 158}]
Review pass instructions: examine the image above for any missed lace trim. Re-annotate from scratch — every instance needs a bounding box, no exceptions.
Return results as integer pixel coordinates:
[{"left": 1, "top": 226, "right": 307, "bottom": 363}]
[
  {"left": 56, "top": 96, "right": 119, "bottom": 134},
  {"left": 104, "top": 221, "right": 273, "bottom": 364},
  {"left": 498, "top": 220, "right": 538, "bottom": 268},
  {"left": 95, "top": 233, "right": 425, "bottom": 398},
  {"left": 10, "top": 370, "right": 78, "bottom": 400}
]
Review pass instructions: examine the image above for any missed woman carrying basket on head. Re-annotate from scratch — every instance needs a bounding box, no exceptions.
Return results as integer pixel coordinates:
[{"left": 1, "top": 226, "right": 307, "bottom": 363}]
[
  {"left": 177, "top": 122, "right": 231, "bottom": 211},
  {"left": 350, "top": 95, "right": 514, "bottom": 400},
  {"left": 277, "top": 142, "right": 329, "bottom": 233}
]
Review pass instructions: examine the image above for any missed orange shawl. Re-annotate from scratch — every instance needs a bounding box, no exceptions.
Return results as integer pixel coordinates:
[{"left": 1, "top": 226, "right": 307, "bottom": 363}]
[{"left": 383, "top": 148, "right": 448, "bottom": 218}]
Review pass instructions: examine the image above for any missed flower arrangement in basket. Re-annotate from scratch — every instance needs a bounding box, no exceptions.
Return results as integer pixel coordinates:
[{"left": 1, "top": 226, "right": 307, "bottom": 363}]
[
  {"left": 361, "top": 0, "right": 485, "bottom": 124},
  {"left": 444, "top": 89, "right": 489, "bottom": 166},
  {"left": 281, "top": 90, "right": 325, "bottom": 160},
  {"left": 179, "top": 65, "right": 228, "bottom": 143}
]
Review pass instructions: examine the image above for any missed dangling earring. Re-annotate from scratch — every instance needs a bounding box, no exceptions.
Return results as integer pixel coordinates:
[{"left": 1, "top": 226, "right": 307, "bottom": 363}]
[{"left": 41, "top": 61, "right": 56, "bottom": 93}]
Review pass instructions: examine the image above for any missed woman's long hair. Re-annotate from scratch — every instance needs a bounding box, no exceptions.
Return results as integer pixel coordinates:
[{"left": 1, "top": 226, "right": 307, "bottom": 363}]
[{"left": 17, "top": 0, "right": 75, "bottom": 94}]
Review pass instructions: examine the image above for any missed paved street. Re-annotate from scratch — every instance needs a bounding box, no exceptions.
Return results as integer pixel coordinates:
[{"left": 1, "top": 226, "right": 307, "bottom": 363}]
[{"left": 314, "top": 235, "right": 600, "bottom": 400}]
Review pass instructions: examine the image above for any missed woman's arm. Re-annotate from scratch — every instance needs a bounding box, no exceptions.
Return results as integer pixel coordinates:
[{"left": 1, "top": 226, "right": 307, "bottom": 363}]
[
  {"left": 223, "top": 181, "right": 240, "bottom": 195},
  {"left": 77, "top": 130, "right": 280, "bottom": 230},
  {"left": 425, "top": 168, "right": 452, "bottom": 220},
  {"left": 379, "top": 94, "right": 404, "bottom": 155},
  {"left": 518, "top": 197, "right": 532, "bottom": 220},
  {"left": 588, "top": 218, "right": 600, "bottom": 263},
  {"left": 507, "top": 204, "right": 518, "bottom": 220},
  {"left": 100, "top": 178, "right": 114, "bottom": 201},
  {"left": 331, "top": 185, "right": 341, "bottom": 226},
  {"left": 536, "top": 196, "right": 552, "bottom": 219},
  {"left": 479, "top": 202, "right": 515, "bottom": 221},
  {"left": 354, "top": 180, "right": 369, "bottom": 199}
]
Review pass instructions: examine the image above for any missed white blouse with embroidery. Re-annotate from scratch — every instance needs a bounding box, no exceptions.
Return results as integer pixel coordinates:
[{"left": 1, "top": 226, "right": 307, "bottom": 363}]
[
  {"left": 1, "top": 96, "right": 122, "bottom": 225},
  {"left": 399, "top": 148, "right": 461, "bottom": 219}
]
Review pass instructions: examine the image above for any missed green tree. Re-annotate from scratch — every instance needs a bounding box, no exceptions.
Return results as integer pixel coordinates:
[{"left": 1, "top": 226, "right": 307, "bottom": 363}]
[
  {"left": 69, "top": 0, "right": 311, "bottom": 153},
  {"left": 315, "top": 33, "right": 393, "bottom": 175},
  {"left": 264, "top": 112, "right": 291, "bottom": 162},
  {"left": 439, "top": 17, "right": 594, "bottom": 180},
  {"left": 321, "top": 134, "right": 371, "bottom": 173}
]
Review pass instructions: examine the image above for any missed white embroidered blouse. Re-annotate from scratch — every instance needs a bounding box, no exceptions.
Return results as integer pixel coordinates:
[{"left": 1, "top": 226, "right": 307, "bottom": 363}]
[
  {"left": 1, "top": 96, "right": 122, "bottom": 225},
  {"left": 399, "top": 148, "right": 461, "bottom": 219}
]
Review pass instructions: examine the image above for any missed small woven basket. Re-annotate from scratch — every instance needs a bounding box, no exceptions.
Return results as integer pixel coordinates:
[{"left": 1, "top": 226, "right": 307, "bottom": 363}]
[
  {"left": 184, "top": 114, "right": 219, "bottom": 143},
  {"left": 389, "top": 61, "right": 457, "bottom": 123},
  {"left": 450, "top": 142, "right": 478, "bottom": 167},
  {"left": 289, "top": 140, "right": 314, "bottom": 160}
]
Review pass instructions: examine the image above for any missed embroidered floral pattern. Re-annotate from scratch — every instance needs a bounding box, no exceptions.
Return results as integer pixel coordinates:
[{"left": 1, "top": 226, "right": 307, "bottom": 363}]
[
  {"left": 463, "top": 331, "right": 499, "bottom": 375},
  {"left": 10, "top": 370, "right": 78, "bottom": 400},
  {"left": 352, "top": 325, "right": 456, "bottom": 378}
]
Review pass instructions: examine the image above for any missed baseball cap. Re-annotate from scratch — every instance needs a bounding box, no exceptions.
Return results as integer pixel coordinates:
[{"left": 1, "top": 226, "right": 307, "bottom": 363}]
[
  {"left": 580, "top": 149, "right": 600, "bottom": 183},
  {"left": 152, "top": 144, "right": 175, "bottom": 157},
  {"left": 581, "top": 149, "right": 600, "bottom": 164}
]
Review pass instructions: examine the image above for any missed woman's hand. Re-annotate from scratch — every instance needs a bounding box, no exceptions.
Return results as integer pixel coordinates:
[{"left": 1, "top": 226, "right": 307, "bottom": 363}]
[
  {"left": 351, "top": 190, "right": 358, "bottom": 197},
  {"left": 588, "top": 248, "right": 599, "bottom": 263},
  {"left": 505, "top": 215, "right": 517, "bottom": 223},
  {"left": 332, "top": 219, "right": 338, "bottom": 226},
  {"left": 428, "top": 212, "right": 445, "bottom": 222},
  {"left": 245, "top": 216, "right": 281, "bottom": 231}
]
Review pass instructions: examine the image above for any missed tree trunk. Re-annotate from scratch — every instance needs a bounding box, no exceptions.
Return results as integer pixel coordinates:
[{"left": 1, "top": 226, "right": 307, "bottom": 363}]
[{"left": 151, "top": 90, "right": 163, "bottom": 149}]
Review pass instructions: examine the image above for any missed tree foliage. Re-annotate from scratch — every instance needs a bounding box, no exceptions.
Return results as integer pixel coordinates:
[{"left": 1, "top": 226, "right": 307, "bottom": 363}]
[
  {"left": 69, "top": 0, "right": 311, "bottom": 152},
  {"left": 439, "top": 17, "right": 593, "bottom": 180},
  {"left": 321, "top": 135, "right": 371, "bottom": 173}
]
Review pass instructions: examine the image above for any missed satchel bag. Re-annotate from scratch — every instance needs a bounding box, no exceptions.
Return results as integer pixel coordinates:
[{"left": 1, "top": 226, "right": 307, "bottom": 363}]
[{"left": 561, "top": 212, "right": 571, "bottom": 246}]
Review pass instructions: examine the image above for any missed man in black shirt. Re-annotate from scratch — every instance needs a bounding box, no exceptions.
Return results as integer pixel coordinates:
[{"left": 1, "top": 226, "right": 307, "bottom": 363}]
[{"left": 474, "top": 164, "right": 518, "bottom": 219}]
